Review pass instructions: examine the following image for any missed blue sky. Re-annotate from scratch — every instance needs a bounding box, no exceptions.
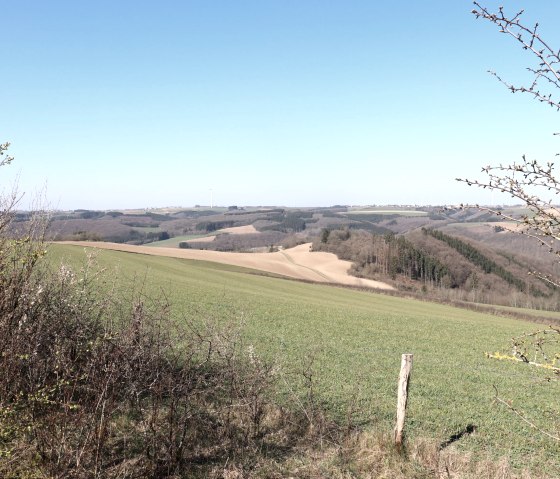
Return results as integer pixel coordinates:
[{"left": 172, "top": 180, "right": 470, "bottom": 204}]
[{"left": 2, "top": 1, "right": 560, "bottom": 209}]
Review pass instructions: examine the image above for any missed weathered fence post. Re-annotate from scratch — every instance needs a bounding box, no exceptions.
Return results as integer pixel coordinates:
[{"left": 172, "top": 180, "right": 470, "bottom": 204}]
[{"left": 394, "top": 353, "right": 413, "bottom": 451}]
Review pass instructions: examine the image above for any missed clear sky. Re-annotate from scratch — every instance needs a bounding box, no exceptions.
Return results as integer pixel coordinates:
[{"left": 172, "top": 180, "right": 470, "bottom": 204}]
[{"left": 2, "top": 1, "right": 560, "bottom": 210}]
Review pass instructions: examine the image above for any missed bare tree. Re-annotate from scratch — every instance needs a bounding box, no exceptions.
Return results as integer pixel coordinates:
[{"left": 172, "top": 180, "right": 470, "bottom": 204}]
[
  {"left": 460, "top": 3, "right": 560, "bottom": 440},
  {"left": 461, "top": 2, "right": 560, "bottom": 288},
  {"left": 461, "top": 3, "right": 560, "bottom": 290}
]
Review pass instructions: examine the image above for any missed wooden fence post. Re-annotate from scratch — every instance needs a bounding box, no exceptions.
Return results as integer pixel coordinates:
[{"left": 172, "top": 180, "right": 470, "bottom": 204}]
[{"left": 394, "top": 353, "right": 413, "bottom": 451}]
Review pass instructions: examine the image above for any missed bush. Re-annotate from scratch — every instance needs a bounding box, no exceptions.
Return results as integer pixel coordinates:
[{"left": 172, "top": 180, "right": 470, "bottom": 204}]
[
  {"left": 70, "top": 230, "right": 103, "bottom": 241},
  {"left": 0, "top": 246, "right": 292, "bottom": 477},
  {"left": 76, "top": 209, "right": 104, "bottom": 219},
  {"left": 0, "top": 150, "right": 298, "bottom": 476},
  {"left": 158, "top": 231, "right": 170, "bottom": 241}
]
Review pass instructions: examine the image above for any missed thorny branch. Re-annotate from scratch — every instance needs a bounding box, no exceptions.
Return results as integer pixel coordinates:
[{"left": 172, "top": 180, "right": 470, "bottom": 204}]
[
  {"left": 463, "top": 4, "right": 560, "bottom": 442},
  {"left": 462, "top": 5, "right": 560, "bottom": 284},
  {"left": 458, "top": 156, "right": 560, "bottom": 286},
  {"left": 472, "top": 2, "right": 560, "bottom": 111},
  {"left": 493, "top": 386, "right": 560, "bottom": 442},
  {"left": 489, "top": 327, "right": 560, "bottom": 378},
  {"left": 512, "top": 326, "right": 560, "bottom": 368},
  {"left": 0, "top": 142, "right": 14, "bottom": 167}
]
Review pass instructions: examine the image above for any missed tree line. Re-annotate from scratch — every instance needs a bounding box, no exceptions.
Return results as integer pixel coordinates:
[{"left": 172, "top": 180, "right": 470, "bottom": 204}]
[
  {"left": 422, "top": 228, "right": 527, "bottom": 292},
  {"left": 315, "top": 229, "right": 450, "bottom": 286}
]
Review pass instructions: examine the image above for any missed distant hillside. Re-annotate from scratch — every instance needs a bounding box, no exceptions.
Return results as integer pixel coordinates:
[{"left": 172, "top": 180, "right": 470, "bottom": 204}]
[
  {"left": 313, "top": 227, "right": 559, "bottom": 310},
  {"left": 25, "top": 204, "right": 560, "bottom": 309}
]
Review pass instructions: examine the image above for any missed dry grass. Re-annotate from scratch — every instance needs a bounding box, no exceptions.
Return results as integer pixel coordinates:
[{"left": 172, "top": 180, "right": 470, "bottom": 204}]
[
  {"left": 208, "top": 429, "right": 542, "bottom": 479},
  {"left": 219, "top": 225, "right": 260, "bottom": 235}
]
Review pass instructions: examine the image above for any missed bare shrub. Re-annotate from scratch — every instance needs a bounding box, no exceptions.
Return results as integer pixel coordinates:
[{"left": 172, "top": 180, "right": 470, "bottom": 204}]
[
  {"left": 0, "top": 247, "right": 301, "bottom": 478},
  {"left": 459, "top": 3, "right": 560, "bottom": 448},
  {"left": 0, "top": 151, "right": 294, "bottom": 476}
]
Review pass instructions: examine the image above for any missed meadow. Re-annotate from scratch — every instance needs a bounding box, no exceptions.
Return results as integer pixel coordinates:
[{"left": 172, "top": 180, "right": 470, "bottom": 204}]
[{"left": 49, "top": 244, "right": 560, "bottom": 474}]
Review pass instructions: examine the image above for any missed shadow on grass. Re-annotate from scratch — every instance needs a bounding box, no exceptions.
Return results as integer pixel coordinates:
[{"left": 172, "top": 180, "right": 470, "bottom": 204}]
[{"left": 439, "top": 424, "right": 477, "bottom": 450}]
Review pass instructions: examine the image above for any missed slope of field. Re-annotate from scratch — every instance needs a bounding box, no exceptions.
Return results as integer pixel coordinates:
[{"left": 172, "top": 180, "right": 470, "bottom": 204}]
[
  {"left": 184, "top": 225, "right": 261, "bottom": 244},
  {"left": 57, "top": 241, "right": 395, "bottom": 290},
  {"left": 146, "top": 225, "right": 260, "bottom": 247},
  {"left": 218, "top": 224, "right": 259, "bottom": 234},
  {"left": 144, "top": 234, "right": 209, "bottom": 247},
  {"left": 49, "top": 244, "right": 560, "bottom": 474}
]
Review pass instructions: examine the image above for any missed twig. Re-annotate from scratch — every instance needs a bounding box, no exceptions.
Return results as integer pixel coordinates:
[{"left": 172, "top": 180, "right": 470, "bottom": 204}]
[
  {"left": 493, "top": 386, "right": 560, "bottom": 442},
  {"left": 487, "top": 351, "right": 560, "bottom": 373}
]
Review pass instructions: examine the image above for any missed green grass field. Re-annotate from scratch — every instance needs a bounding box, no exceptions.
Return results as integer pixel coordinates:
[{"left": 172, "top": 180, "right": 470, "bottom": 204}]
[{"left": 48, "top": 244, "right": 560, "bottom": 473}]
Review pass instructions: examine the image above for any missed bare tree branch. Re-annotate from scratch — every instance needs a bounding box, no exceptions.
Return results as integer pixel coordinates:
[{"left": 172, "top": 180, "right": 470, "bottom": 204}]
[
  {"left": 0, "top": 142, "right": 14, "bottom": 167},
  {"left": 493, "top": 386, "right": 560, "bottom": 442},
  {"left": 473, "top": 2, "right": 560, "bottom": 111},
  {"left": 464, "top": 4, "right": 560, "bottom": 443}
]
